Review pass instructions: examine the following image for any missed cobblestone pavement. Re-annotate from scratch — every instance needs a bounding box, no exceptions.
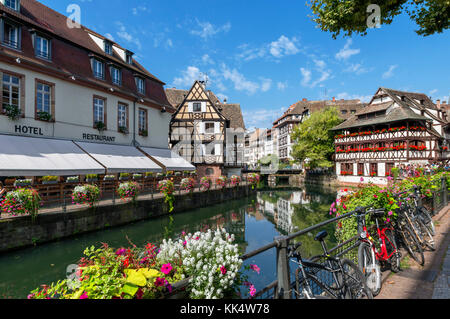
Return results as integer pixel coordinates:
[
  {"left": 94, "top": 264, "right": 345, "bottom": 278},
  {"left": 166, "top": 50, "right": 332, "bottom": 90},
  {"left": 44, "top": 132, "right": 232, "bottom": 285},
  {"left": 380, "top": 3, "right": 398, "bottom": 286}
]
[{"left": 376, "top": 205, "right": 450, "bottom": 299}]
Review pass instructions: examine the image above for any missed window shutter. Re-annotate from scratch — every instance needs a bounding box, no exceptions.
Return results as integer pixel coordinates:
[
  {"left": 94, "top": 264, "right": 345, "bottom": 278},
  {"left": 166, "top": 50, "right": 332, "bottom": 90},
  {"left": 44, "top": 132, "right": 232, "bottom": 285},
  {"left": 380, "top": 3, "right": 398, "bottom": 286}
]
[
  {"left": 198, "top": 122, "right": 204, "bottom": 134},
  {"left": 214, "top": 122, "right": 220, "bottom": 134},
  {"left": 188, "top": 102, "right": 193, "bottom": 113},
  {"left": 215, "top": 144, "right": 221, "bottom": 156},
  {"left": 201, "top": 144, "right": 206, "bottom": 156},
  {"left": 201, "top": 102, "right": 207, "bottom": 113}
]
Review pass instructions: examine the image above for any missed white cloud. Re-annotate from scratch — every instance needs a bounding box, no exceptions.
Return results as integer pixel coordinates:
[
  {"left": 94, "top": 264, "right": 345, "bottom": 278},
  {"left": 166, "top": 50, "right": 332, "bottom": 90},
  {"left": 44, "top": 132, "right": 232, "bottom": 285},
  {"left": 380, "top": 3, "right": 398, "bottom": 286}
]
[
  {"left": 260, "top": 78, "right": 272, "bottom": 92},
  {"left": 201, "top": 54, "right": 214, "bottom": 65},
  {"left": 335, "top": 39, "right": 360, "bottom": 60},
  {"left": 190, "top": 20, "right": 231, "bottom": 40},
  {"left": 344, "top": 63, "right": 369, "bottom": 75},
  {"left": 104, "top": 33, "right": 115, "bottom": 41},
  {"left": 336, "top": 92, "right": 372, "bottom": 103},
  {"left": 220, "top": 64, "right": 273, "bottom": 95},
  {"left": 429, "top": 89, "right": 438, "bottom": 96},
  {"left": 277, "top": 81, "right": 288, "bottom": 91},
  {"left": 382, "top": 64, "right": 398, "bottom": 79},
  {"left": 115, "top": 21, "right": 142, "bottom": 50},
  {"left": 300, "top": 60, "right": 331, "bottom": 88},
  {"left": 300, "top": 68, "right": 312, "bottom": 87},
  {"left": 132, "top": 6, "right": 149, "bottom": 15},
  {"left": 269, "top": 35, "right": 300, "bottom": 58},
  {"left": 243, "top": 109, "right": 281, "bottom": 129},
  {"left": 173, "top": 66, "right": 202, "bottom": 88}
]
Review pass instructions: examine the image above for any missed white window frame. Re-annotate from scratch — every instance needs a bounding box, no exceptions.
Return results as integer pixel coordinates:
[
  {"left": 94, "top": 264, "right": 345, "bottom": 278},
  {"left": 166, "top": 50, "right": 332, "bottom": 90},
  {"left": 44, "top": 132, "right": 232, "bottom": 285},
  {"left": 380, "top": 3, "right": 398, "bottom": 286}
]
[
  {"left": 4, "top": 0, "right": 19, "bottom": 11},
  {"left": 34, "top": 34, "right": 50, "bottom": 60},
  {"left": 110, "top": 66, "right": 121, "bottom": 86},
  {"left": 2, "top": 19, "right": 20, "bottom": 49},
  {"left": 92, "top": 59, "right": 104, "bottom": 80},
  {"left": 36, "top": 82, "right": 51, "bottom": 114},
  {"left": 135, "top": 77, "right": 145, "bottom": 94},
  {"left": 93, "top": 98, "right": 105, "bottom": 124},
  {"left": 104, "top": 40, "right": 113, "bottom": 55},
  {"left": 2, "top": 73, "right": 20, "bottom": 111},
  {"left": 118, "top": 103, "right": 127, "bottom": 128},
  {"left": 138, "top": 108, "right": 147, "bottom": 133}
]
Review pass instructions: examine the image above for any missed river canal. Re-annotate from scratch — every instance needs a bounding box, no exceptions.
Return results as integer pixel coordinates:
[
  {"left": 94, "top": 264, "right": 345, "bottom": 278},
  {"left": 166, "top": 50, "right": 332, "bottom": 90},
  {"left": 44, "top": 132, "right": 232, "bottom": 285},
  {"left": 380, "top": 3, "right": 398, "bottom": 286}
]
[{"left": 0, "top": 185, "right": 339, "bottom": 299}]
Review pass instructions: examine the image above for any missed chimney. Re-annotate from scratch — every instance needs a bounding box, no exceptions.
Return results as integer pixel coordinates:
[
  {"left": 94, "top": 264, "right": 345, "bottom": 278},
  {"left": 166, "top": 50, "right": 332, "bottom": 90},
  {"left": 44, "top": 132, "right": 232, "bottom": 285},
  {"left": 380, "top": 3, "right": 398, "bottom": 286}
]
[
  {"left": 223, "top": 98, "right": 227, "bottom": 104},
  {"left": 302, "top": 98, "right": 307, "bottom": 102},
  {"left": 332, "top": 97, "right": 336, "bottom": 102},
  {"left": 437, "top": 99, "right": 441, "bottom": 109}
]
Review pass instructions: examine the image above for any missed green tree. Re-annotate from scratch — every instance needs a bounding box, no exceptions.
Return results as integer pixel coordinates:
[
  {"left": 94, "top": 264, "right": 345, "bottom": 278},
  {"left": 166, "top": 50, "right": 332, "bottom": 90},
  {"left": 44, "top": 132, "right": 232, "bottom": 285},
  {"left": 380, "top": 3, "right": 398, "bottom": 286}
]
[
  {"left": 308, "top": 0, "right": 449, "bottom": 39},
  {"left": 290, "top": 106, "right": 343, "bottom": 169}
]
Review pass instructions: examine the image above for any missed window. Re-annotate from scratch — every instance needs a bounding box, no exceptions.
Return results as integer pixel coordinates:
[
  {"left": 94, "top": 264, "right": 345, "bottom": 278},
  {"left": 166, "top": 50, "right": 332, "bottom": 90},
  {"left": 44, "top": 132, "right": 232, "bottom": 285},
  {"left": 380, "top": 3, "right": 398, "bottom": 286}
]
[
  {"left": 370, "top": 163, "right": 378, "bottom": 177},
  {"left": 204, "top": 122, "right": 214, "bottom": 134},
  {"left": 2, "top": 20, "right": 19, "bottom": 49},
  {"left": 104, "top": 40, "right": 112, "bottom": 55},
  {"left": 93, "top": 97, "right": 106, "bottom": 126},
  {"left": 138, "top": 108, "right": 148, "bottom": 135},
  {"left": 135, "top": 77, "right": 145, "bottom": 94},
  {"left": 4, "top": 0, "right": 19, "bottom": 10},
  {"left": 126, "top": 51, "right": 133, "bottom": 64},
  {"left": 35, "top": 35, "right": 50, "bottom": 59},
  {"left": 2, "top": 73, "right": 20, "bottom": 112},
  {"left": 193, "top": 102, "right": 201, "bottom": 112},
  {"left": 92, "top": 59, "right": 104, "bottom": 79},
  {"left": 110, "top": 66, "right": 121, "bottom": 86},
  {"left": 205, "top": 168, "right": 214, "bottom": 176},
  {"left": 117, "top": 103, "right": 128, "bottom": 131},
  {"left": 36, "top": 82, "right": 51, "bottom": 114},
  {"left": 358, "top": 163, "right": 365, "bottom": 176}
]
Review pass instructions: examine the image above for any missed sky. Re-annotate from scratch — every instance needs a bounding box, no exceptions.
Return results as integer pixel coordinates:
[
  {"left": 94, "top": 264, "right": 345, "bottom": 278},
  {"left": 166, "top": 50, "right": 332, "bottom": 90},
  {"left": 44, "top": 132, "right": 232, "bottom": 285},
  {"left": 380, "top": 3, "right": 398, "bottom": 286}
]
[{"left": 41, "top": 0, "right": 450, "bottom": 130}]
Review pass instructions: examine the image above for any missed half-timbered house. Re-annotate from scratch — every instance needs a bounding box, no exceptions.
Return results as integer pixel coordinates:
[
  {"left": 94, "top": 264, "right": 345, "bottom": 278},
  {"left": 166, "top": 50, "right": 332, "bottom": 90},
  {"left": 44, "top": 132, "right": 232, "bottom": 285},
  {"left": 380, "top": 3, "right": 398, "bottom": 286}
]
[
  {"left": 331, "top": 87, "right": 450, "bottom": 185},
  {"left": 167, "top": 81, "right": 245, "bottom": 178}
]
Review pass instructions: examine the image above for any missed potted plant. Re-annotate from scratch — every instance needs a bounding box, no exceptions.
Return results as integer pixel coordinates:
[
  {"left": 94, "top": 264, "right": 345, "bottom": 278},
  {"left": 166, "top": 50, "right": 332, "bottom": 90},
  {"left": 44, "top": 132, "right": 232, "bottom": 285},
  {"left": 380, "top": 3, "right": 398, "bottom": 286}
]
[
  {"left": 139, "top": 129, "right": 148, "bottom": 137},
  {"left": 132, "top": 173, "right": 143, "bottom": 180},
  {"left": 199, "top": 177, "right": 212, "bottom": 191},
  {"left": 216, "top": 176, "right": 228, "bottom": 189},
  {"left": 145, "top": 172, "right": 154, "bottom": 179},
  {"left": 118, "top": 126, "right": 129, "bottom": 134},
  {"left": 14, "top": 179, "right": 33, "bottom": 188},
  {"left": 117, "top": 181, "right": 140, "bottom": 202},
  {"left": 71, "top": 184, "right": 100, "bottom": 208},
  {"left": 94, "top": 121, "right": 106, "bottom": 132},
  {"left": 1, "top": 188, "right": 41, "bottom": 220},
  {"left": 119, "top": 173, "right": 130, "bottom": 181},
  {"left": 86, "top": 174, "right": 98, "bottom": 183},
  {"left": 174, "top": 172, "right": 181, "bottom": 177},
  {"left": 42, "top": 176, "right": 59, "bottom": 185},
  {"left": 4, "top": 104, "right": 21, "bottom": 121},
  {"left": 66, "top": 176, "right": 79, "bottom": 183},
  {"left": 37, "top": 111, "right": 52, "bottom": 122},
  {"left": 103, "top": 175, "right": 115, "bottom": 181},
  {"left": 180, "top": 178, "right": 195, "bottom": 193}
]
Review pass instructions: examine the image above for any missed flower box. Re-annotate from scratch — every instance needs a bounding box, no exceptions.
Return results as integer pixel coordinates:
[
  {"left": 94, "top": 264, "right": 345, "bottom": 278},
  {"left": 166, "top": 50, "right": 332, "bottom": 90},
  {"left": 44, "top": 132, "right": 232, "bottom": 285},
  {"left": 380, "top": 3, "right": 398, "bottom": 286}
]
[
  {"left": 14, "top": 179, "right": 33, "bottom": 188},
  {"left": 103, "top": 175, "right": 115, "bottom": 181},
  {"left": 66, "top": 176, "right": 79, "bottom": 183}
]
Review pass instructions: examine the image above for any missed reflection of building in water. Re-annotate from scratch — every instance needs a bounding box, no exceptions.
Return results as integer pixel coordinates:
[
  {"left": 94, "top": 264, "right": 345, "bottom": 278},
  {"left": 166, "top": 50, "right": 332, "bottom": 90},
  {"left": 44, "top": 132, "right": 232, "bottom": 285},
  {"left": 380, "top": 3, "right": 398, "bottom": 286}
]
[{"left": 257, "top": 190, "right": 312, "bottom": 233}]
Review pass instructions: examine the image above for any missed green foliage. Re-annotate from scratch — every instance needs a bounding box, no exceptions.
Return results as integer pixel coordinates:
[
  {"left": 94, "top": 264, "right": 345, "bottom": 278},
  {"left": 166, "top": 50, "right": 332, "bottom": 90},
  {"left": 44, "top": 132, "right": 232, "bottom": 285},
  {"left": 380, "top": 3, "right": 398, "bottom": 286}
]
[
  {"left": 308, "top": 0, "right": 449, "bottom": 39},
  {"left": 42, "top": 175, "right": 59, "bottom": 182},
  {"left": 290, "top": 106, "right": 343, "bottom": 169},
  {"left": 4, "top": 104, "right": 21, "bottom": 121}
]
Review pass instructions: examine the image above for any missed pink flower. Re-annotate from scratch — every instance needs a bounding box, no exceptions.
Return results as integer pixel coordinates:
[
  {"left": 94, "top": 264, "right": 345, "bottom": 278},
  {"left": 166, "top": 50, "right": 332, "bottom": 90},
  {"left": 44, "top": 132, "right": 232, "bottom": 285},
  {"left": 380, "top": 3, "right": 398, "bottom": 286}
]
[
  {"left": 360, "top": 177, "right": 364, "bottom": 182},
  {"left": 249, "top": 285, "right": 256, "bottom": 298},
  {"left": 154, "top": 277, "right": 166, "bottom": 287},
  {"left": 79, "top": 292, "right": 88, "bottom": 299},
  {"left": 373, "top": 195, "right": 378, "bottom": 199},
  {"left": 220, "top": 266, "right": 227, "bottom": 275},
  {"left": 250, "top": 264, "right": 260, "bottom": 274},
  {"left": 388, "top": 211, "right": 393, "bottom": 216},
  {"left": 161, "top": 263, "right": 172, "bottom": 275}
]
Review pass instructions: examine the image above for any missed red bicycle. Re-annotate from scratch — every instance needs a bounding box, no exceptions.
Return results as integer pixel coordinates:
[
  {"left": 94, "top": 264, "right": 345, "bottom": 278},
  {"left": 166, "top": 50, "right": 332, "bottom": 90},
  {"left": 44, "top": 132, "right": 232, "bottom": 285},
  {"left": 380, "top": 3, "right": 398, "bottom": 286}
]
[{"left": 355, "top": 207, "right": 401, "bottom": 296}]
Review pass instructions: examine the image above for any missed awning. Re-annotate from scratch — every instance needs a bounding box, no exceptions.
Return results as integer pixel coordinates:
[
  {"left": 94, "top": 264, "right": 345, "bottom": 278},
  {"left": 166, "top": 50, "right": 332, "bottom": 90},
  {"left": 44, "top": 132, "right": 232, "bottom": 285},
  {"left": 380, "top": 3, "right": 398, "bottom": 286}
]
[
  {"left": 75, "top": 142, "right": 162, "bottom": 174},
  {"left": 140, "top": 147, "right": 196, "bottom": 171},
  {"left": 0, "top": 135, "right": 105, "bottom": 176}
]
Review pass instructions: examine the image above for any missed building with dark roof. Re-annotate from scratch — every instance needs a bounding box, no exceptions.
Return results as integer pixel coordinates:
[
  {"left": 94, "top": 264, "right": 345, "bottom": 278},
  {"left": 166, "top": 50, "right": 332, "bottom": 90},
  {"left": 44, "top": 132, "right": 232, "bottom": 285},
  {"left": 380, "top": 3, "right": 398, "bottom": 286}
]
[
  {"left": 166, "top": 81, "right": 246, "bottom": 178},
  {"left": 331, "top": 87, "right": 450, "bottom": 185},
  {"left": 273, "top": 97, "right": 366, "bottom": 163},
  {"left": 0, "top": 0, "right": 193, "bottom": 179}
]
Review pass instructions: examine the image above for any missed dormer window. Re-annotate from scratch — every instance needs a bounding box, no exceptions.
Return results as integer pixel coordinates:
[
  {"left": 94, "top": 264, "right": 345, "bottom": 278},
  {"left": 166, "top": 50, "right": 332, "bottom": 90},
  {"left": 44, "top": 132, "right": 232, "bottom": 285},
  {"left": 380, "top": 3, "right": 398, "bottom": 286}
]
[
  {"left": 1, "top": 19, "right": 20, "bottom": 49},
  {"left": 104, "top": 40, "right": 112, "bottom": 55},
  {"left": 92, "top": 58, "right": 105, "bottom": 80},
  {"left": 4, "top": 0, "right": 20, "bottom": 11},
  {"left": 34, "top": 34, "right": 51, "bottom": 60},
  {"left": 110, "top": 66, "right": 122, "bottom": 86},
  {"left": 135, "top": 77, "right": 145, "bottom": 94},
  {"left": 126, "top": 51, "right": 133, "bottom": 64}
]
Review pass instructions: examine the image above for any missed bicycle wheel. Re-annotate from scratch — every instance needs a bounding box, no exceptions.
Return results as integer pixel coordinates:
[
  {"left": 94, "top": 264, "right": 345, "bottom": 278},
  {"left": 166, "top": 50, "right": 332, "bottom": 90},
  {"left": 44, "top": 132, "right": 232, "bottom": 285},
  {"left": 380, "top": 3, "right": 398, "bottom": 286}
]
[
  {"left": 416, "top": 218, "right": 435, "bottom": 251},
  {"left": 340, "top": 258, "right": 373, "bottom": 299},
  {"left": 358, "top": 242, "right": 381, "bottom": 296},
  {"left": 295, "top": 268, "right": 336, "bottom": 299},
  {"left": 384, "top": 228, "right": 401, "bottom": 273},
  {"left": 398, "top": 224, "right": 424, "bottom": 266},
  {"left": 418, "top": 207, "right": 435, "bottom": 236}
]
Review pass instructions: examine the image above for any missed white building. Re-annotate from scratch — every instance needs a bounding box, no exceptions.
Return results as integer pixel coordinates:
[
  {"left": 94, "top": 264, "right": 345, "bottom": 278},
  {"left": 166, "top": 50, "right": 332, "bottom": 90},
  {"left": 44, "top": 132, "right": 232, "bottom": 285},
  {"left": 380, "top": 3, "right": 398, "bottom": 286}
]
[{"left": 0, "top": 0, "right": 193, "bottom": 178}]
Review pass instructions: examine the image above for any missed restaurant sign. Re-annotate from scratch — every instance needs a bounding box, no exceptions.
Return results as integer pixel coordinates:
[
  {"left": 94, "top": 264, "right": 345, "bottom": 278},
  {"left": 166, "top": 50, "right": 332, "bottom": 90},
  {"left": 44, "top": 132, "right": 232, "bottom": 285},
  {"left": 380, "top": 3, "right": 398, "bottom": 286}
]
[{"left": 82, "top": 133, "right": 116, "bottom": 143}]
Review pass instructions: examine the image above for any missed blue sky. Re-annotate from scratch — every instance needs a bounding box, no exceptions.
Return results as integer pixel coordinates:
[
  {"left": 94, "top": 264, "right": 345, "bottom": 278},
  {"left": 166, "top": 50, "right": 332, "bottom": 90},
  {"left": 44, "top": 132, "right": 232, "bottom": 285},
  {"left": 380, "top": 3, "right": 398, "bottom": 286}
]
[{"left": 41, "top": 0, "right": 450, "bottom": 129}]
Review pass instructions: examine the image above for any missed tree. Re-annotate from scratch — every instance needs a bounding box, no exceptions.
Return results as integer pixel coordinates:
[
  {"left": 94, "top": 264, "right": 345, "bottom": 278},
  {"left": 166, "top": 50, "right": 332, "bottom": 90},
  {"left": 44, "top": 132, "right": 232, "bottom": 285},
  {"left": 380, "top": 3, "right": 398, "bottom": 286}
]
[
  {"left": 307, "top": 0, "right": 449, "bottom": 39},
  {"left": 290, "top": 107, "right": 343, "bottom": 169}
]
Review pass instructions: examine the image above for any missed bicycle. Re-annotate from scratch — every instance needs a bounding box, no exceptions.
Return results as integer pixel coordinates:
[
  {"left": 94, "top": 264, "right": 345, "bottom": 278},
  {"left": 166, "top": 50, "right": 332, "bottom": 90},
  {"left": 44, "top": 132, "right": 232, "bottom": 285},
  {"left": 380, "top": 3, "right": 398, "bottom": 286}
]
[
  {"left": 392, "top": 191, "right": 425, "bottom": 266},
  {"left": 410, "top": 186, "right": 436, "bottom": 237},
  {"left": 354, "top": 207, "right": 401, "bottom": 296},
  {"left": 288, "top": 230, "right": 372, "bottom": 299}
]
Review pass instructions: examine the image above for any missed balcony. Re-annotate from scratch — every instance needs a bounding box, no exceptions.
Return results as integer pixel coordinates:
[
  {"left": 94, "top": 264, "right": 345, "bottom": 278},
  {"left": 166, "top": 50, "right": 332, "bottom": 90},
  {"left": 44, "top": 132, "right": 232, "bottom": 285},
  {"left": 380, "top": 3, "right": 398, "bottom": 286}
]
[{"left": 335, "top": 127, "right": 429, "bottom": 145}]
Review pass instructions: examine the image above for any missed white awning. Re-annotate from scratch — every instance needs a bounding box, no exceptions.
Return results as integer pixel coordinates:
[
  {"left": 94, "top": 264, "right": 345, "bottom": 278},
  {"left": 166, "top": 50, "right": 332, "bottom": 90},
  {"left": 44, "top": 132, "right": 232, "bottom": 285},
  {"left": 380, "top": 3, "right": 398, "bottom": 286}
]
[
  {"left": 140, "top": 147, "right": 196, "bottom": 171},
  {"left": 0, "top": 135, "right": 105, "bottom": 176},
  {"left": 75, "top": 142, "right": 162, "bottom": 174}
]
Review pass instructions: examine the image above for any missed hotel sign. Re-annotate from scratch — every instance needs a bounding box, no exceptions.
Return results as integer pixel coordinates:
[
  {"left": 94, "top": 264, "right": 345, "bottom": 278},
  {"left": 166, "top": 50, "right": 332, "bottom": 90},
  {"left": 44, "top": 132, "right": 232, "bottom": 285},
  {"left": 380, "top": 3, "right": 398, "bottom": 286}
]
[
  {"left": 82, "top": 133, "right": 116, "bottom": 143},
  {"left": 15, "top": 125, "right": 44, "bottom": 136}
]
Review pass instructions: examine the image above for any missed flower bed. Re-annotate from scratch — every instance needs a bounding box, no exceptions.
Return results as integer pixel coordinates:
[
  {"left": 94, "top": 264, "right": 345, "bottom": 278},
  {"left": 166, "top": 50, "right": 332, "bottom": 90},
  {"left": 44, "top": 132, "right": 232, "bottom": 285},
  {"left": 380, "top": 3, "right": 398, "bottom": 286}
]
[
  {"left": 1, "top": 188, "right": 41, "bottom": 218},
  {"left": 28, "top": 228, "right": 258, "bottom": 300},
  {"left": 117, "top": 181, "right": 140, "bottom": 202},
  {"left": 72, "top": 184, "right": 100, "bottom": 207}
]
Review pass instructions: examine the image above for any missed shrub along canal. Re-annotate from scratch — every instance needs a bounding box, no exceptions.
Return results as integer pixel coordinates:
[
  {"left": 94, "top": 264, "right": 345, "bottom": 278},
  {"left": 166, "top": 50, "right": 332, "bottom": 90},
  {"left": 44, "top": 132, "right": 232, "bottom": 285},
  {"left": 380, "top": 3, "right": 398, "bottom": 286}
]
[{"left": 0, "top": 185, "right": 339, "bottom": 299}]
